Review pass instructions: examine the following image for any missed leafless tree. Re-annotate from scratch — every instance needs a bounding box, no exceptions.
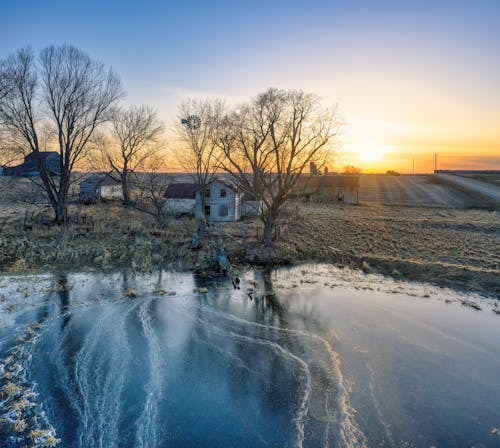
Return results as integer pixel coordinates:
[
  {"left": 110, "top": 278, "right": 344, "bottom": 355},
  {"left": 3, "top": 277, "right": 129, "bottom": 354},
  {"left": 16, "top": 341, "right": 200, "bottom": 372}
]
[
  {"left": 105, "top": 105, "right": 164, "bottom": 205},
  {"left": 0, "top": 130, "right": 24, "bottom": 166},
  {"left": 217, "top": 88, "right": 340, "bottom": 244},
  {"left": 0, "top": 60, "right": 12, "bottom": 103},
  {"left": 0, "top": 45, "right": 123, "bottom": 223},
  {"left": 175, "top": 98, "right": 225, "bottom": 223},
  {"left": 132, "top": 151, "right": 171, "bottom": 228}
]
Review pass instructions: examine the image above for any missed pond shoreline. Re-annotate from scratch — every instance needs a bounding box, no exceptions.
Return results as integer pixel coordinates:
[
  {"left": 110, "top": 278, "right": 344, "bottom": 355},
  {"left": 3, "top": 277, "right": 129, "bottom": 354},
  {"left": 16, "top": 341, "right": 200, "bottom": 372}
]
[{"left": 0, "top": 202, "right": 498, "bottom": 297}]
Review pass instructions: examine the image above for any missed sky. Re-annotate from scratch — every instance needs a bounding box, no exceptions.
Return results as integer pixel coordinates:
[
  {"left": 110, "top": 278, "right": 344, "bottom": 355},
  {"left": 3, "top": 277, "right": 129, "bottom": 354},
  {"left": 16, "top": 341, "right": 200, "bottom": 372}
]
[{"left": 1, "top": 0, "right": 499, "bottom": 172}]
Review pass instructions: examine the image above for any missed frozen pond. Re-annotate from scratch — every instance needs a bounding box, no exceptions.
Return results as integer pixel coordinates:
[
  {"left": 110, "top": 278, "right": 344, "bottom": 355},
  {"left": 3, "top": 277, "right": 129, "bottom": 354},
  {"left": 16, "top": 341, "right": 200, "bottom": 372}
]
[{"left": 1, "top": 265, "right": 499, "bottom": 447}]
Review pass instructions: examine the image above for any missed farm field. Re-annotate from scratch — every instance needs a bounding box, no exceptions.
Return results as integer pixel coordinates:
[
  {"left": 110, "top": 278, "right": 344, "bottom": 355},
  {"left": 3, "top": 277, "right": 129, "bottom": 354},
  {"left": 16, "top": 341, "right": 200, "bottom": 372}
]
[
  {"left": 452, "top": 173, "right": 500, "bottom": 187},
  {"left": 358, "top": 174, "right": 499, "bottom": 208}
]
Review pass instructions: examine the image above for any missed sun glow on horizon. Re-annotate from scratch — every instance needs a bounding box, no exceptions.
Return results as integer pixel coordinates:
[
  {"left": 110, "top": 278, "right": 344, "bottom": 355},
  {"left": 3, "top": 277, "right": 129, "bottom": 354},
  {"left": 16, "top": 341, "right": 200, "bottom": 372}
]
[{"left": 356, "top": 141, "right": 387, "bottom": 163}]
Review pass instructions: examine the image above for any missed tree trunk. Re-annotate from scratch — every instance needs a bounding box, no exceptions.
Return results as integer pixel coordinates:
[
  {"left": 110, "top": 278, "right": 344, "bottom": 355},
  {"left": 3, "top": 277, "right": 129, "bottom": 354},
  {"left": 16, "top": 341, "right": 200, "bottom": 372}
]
[
  {"left": 199, "top": 190, "right": 207, "bottom": 223},
  {"left": 261, "top": 211, "right": 274, "bottom": 245},
  {"left": 155, "top": 204, "right": 168, "bottom": 229},
  {"left": 54, "top": 201, "right": 67, "bottom": 224},
  {"left": 54, "top": 173, "right": 69, "bottom": 224},
  {"left": 122, "top": 170, "right": 131, "bottom": 205}
]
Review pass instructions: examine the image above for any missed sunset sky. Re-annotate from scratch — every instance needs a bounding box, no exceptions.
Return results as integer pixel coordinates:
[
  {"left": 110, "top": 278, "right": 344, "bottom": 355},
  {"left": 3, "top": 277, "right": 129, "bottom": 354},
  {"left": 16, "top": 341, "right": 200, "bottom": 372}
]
[{"left": 1, "top": 0, "right": 499, "bottom": 173}]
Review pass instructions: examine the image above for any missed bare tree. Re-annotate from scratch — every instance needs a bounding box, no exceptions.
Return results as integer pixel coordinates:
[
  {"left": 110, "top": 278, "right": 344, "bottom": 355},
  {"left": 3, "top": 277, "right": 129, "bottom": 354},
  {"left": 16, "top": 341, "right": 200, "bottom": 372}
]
[
  {"left": 0, "top": 130, "right": 24, "bottom": 166},
  {"left": 175, "top": 98, "right": 225, "bottom": 223},
  {"left": 132, "top": 150, "right": 171, "bottom": 228},
  {"left": 217, "top": 88, "right": 340, "bottom": 244},
  {"left": 0, "top": 60, "right": 12, "bottom": 103},
  {"left": 0, "top": 45, "right": 123, "bottom": 223},
  {"left": 105, "top": 105, "right": 164, "bottom": 205}
]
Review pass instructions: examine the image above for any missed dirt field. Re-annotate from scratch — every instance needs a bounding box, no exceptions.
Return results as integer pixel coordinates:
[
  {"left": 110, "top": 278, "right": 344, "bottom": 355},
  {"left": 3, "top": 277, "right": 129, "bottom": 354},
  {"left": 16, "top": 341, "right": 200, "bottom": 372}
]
[{"left": 358, "top": 174, "right": 498, "bottom": 209}]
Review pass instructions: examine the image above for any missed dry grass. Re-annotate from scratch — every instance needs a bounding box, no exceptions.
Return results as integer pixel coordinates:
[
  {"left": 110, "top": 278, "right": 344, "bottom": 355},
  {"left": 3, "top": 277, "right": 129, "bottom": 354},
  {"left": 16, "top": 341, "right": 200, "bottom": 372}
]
[
  {"left": 0, "top": 186, "right": 498, "bottom": 295},
  {"left": 0, "top": 201, "right": 196, "bottom": 272}
]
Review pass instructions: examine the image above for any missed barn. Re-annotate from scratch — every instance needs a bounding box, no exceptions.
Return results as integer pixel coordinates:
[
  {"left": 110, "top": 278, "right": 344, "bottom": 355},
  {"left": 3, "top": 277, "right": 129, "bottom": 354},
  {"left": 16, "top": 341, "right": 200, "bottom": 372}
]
[
  {"left": 3, "top": 151, "right": 61, "bottom": 177},
  {"left": 295, "top": 175, "right": 359, "bottom": 204}
]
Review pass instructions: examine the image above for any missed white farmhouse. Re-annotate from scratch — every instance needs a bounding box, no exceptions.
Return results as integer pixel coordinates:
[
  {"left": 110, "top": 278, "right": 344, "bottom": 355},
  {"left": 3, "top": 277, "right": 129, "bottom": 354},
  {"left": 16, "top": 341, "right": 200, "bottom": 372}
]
[{"left": 165, "top": 178, "right": 260, "bottom": 222}]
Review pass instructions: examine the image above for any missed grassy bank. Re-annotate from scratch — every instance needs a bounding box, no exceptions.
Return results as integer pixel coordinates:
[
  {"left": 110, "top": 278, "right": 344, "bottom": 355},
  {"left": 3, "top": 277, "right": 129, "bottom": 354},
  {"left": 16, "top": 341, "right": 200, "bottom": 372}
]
[{"left": 0, "top": 201, "right": 498, "bottom": 296}]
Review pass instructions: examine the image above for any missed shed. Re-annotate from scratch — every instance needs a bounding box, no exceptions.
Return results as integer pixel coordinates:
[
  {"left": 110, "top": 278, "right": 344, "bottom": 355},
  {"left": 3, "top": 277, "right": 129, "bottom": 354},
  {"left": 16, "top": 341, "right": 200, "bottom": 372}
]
[
  {"left": 99, "top": 175, "right": 122, "bottom": 199},
  {"left": 78, "top": 174, "right": 122, "bottom": 204},
  {"left": 79, "top": 177, "right": 101, "bottom": 204},
  {"left": 241, "top": 192, "right": 262, "bottom": 217}
]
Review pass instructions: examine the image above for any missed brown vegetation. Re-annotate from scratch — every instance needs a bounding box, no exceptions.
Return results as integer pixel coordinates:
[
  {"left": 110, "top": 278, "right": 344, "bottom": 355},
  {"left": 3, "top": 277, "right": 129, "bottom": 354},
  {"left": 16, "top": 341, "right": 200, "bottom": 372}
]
[
  {"left": 0, "top": 191, "right": 498, "bottom": 295},
  {"left": 0, "top": 201, "right": 195, "bottom": 272}
]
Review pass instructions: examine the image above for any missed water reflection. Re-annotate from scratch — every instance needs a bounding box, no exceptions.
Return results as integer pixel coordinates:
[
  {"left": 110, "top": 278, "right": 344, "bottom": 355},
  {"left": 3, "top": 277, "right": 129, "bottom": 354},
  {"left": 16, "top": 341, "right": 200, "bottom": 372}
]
[
  {"left": 1, "top": 267, "right": 499, "bottom": 448},
  {"left": 26, "top": 270, "right": 353, "bottom": 448}
]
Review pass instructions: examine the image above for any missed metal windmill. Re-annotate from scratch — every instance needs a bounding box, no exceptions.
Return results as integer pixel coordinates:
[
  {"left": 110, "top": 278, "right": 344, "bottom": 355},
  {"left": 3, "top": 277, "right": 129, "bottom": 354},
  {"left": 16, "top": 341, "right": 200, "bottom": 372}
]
[{"left": 181, "top": 114, "right": 201, "bottom": 130}]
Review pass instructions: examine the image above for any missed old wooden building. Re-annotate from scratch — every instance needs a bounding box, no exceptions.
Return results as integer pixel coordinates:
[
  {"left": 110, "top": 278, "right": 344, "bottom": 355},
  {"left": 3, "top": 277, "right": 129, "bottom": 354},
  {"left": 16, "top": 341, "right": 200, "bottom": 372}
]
[
  {"left": 3, "top": 151, "right": 61, "bottom": 177},
  {"left": 79, "top": 174, "right": 122, "bottom": 204},
  {"left": 294, "top": 175, "right": 359, "bottom": 204}
]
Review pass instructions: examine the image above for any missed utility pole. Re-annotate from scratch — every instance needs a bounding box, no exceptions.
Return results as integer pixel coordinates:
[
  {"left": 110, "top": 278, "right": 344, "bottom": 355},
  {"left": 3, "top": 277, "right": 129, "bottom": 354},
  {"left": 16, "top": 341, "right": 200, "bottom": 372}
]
[
  {"left": 434, "top": 153, "right": 438, "bottom": 173},
  {"left": 412, "top": 157, "right": 415, "bottom": 175}
]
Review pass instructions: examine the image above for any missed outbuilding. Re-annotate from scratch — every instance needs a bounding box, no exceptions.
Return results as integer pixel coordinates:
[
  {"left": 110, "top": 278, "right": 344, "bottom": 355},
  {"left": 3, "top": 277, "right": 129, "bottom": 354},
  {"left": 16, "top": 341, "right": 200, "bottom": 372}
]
[
  {"left": 3, "top": 151, "right": 61, "bottom": 177},
  {"left": 295, "top": 175, "right": 359, "bottom": 204},
  {"left": 79, "top": 174, "right": 122, "bottom": 204}
]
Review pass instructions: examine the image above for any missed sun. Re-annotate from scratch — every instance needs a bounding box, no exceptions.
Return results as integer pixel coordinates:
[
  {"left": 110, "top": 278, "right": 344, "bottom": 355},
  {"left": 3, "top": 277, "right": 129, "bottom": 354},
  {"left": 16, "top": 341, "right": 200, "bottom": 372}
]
[{"left": 357, "top": 142, "right": 387, "bottom": 163}]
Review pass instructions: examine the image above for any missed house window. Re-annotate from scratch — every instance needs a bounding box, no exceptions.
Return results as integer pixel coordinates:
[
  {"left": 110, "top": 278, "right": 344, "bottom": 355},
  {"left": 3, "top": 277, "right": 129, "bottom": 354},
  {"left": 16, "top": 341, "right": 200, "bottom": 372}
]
[
  {"left": 219, "top": 204, "right": 229, "bottom": 217},
  {"left": 220, "top": 188, "right": 226, "bottom": 197},
  {"left": 204, "top": 205, "right": 211, "bottom": 216},
  {"left": 205, "top": 188, "right": 210, "bottom": 198}
]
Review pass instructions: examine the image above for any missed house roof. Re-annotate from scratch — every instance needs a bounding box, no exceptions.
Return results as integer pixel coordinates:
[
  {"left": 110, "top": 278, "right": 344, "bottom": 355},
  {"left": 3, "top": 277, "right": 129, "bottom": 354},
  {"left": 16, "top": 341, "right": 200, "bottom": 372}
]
[
  {"left": 211, "top": 178, "right": 240, "bottom": 192},
  {"left": 164, "top": 178, "right": 241, "bottom": 199},
  {"left": 164, "top": 183, "right": 199, "bottom": 199},
  {"left": 5, "top": 164, "right": 39, "bottom": 176},
  {"left": 79, "top": 173, "right": 121, "bottom": 188},
  {"left": 98, "top": 174, "right": 121, "bottom": 186},
  {"left": 25, "top": 151, "right": 60, "bottom": 161}
]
